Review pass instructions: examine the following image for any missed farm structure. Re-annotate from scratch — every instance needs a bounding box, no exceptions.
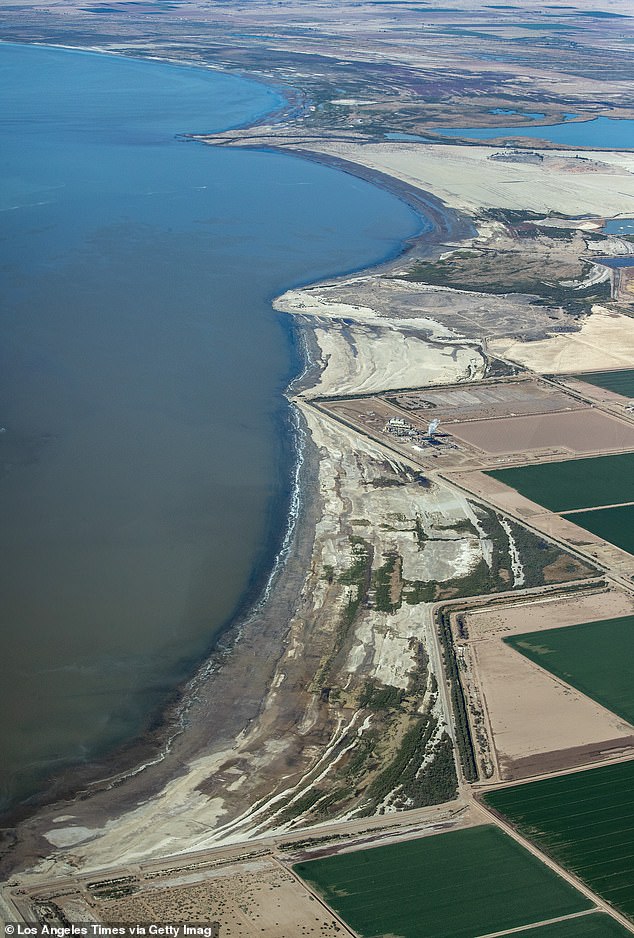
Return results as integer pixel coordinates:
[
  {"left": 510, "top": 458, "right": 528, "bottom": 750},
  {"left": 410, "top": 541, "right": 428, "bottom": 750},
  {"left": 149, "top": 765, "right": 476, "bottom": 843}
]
[
  {"left": 48, "top": 854, "right": 345, "bottom": 937},
  {"left": 486, "top": 452, "right": 634, "bottom": 513},
  {"left": 315, "top": 378, "right": 634, "bottom": 474},
  {"left": 387, "top": 379, "right": 585, "bottom": 421},
  {"left": 509, "top": 916, "right": 634, "bottom": 937},
  {"left": 563, "top": 504, "right": 634, "bottom": 556},
  {"left": 447, "top": 409, "right": 634, "bottom": 457}
]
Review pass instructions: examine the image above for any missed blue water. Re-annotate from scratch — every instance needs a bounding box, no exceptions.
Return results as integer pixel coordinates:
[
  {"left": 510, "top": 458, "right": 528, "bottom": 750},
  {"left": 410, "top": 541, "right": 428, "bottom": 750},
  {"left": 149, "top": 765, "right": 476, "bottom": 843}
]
[
  {"left": 597, "top": 256, "right": 634, "bottom": 269},
  {"left": 385, "top": 113, "right": 582, "bottom": 144},
  {"left": 0, "top": 42, "right": 424, "bottom": 811},
  {"left": 435, "top": 115, "right": 634, "bottom": 148},
  {"left": 605, "top": 219, "right": 634, "bottom": 235},
  {"left": 488, "top": 108, "right": 546, "bottom": 119},
  {"left": 488, "top": 109, "right": 577, "bottom": 121}
]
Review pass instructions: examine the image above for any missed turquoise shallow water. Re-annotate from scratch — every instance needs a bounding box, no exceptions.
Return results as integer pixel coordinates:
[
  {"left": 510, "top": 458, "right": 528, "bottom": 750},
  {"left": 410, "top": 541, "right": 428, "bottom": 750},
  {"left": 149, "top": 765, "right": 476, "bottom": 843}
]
[{"left": 0, "top": 42, "right": 425, "bottom": 812}]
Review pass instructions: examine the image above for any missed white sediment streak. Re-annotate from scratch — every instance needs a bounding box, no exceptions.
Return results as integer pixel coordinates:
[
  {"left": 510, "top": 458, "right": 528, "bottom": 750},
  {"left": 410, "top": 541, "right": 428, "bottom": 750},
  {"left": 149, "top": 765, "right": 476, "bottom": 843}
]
[{"left": 500, "top": 517, "right": 525, "bottom": 588}]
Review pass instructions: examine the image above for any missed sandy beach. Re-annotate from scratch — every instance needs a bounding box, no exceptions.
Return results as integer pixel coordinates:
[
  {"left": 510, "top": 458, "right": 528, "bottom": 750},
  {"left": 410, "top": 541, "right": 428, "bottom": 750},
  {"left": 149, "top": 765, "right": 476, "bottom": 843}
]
[{"left": 273, "top": 139, "right": 634, "bottom": 217}]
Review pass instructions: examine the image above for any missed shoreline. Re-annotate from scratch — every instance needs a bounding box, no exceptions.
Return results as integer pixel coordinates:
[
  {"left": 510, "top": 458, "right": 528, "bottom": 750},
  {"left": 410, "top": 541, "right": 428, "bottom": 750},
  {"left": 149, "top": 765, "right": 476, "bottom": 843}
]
[
  {"left": 0, "top": 40, "right": 307, "bottom": 837},
  {"left": 1, "top": 170, "right": 468, "bottom": 881},
  {"left": 0, "top": 401, "right": 323, "bottom": 870},
  {"left": 265, "top": 147, "right": 476, "bottom": 268},
  {"left": 0, "top": 44, "right": 470, "bottom": 873}
]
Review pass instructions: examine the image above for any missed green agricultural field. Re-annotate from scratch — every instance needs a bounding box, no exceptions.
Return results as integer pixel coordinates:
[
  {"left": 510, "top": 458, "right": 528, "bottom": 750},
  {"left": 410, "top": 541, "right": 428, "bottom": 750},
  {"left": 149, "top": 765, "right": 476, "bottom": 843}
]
[
  {"left": 573, "top": 368, "right": 634, "bottom": 399},
  {"left": 487, "top": 452, "right": 634, "bottom": 512},
  {"left": 507, "top": 614, "right": 634, "bottom": 725},
  {"left": 485, "top": 760, "right": 634, "bottom": 923},
  {"left": 566, "top": 504, "right": 634, "bottom": 556},
  {"left": 293, "top": 824, "right": 592, "bottom": 938},
  {"left": 516, "top": 913, "right": 633, "bottom": 937}
]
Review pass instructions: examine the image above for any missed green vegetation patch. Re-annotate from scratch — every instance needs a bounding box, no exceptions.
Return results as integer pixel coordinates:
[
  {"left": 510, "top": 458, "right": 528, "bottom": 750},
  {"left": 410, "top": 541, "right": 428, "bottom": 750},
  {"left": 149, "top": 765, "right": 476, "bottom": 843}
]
[
  {"left": 396, "top": 251, "right": 609, "bottom": 315},
  {"left": 359, "top": 680, "right": 404, "bottom": 711},
  {"left": 403, "top": 579, "right": 437, "bottom": 604},
  {"left": 507, "top": 614, "right": 634, "bottom": 724},
  {"left": 362, "top": 712, "right": 457, "bottom": 812},
  {"left": 485, "top": 760, "right": 634, "bottom": 922},
  {"left": 513, "top": 914, "right": 633, "bottom": 937},
  {"left": 372, "top": 552, "right": 401, "bottom": 613},
  {"left": 573, "top": 368, "right": 634, "bottom": 399},
  {"left": 487, "top": 452, "right": 634, "bottom": 512},
  {"left": 294, "top": 824, "right": 592, "bottom": 938},
  {"left": 566, "top": 504, "right": 634, "bottom": 556},
  {"left": 337, "top": 536, "right": 373, "bottom": 627},
  {"left": 438, "top": 611, "right": 478, "bottom": 781}
]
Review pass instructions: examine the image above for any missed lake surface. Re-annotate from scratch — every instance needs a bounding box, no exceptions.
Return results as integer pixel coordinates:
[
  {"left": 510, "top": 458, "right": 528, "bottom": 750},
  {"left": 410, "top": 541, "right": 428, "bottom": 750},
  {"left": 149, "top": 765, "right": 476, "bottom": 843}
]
[
  {"left": 488, "top": 108, "right": 546, "bottom": 119},
  {"left": 436, "top": 115, "right": 634, "bottom": 148},
  {"left": 0, "top": 42, "right": 424, "bottom": 812},
  {"left": 605, "top": 218, "right": 634, "bottom": 235},
  {"left": 598, "top": 256, "right": 634, "bottom": 268}
]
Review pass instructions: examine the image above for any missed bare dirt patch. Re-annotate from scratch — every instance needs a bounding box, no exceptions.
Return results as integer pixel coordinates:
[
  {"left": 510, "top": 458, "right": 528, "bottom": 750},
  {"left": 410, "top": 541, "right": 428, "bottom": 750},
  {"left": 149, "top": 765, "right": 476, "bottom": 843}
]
[
  {"left": 87, "top": 856, "right": 343, "bottom": 937},
  {"left": 296, "top": 141, "right": 634, "bottom": 218},
  {"left": 489, "top": 308, "right": 634, "bottom": 373},
  {"left": 447, "top": 408, "right": 634, "bottom": 456},
  {"left": 459, "top": 589, "right": 634, "bottom": 780},
  {"left": 465, "top": 588, "right": 634, "bottom": 641},
  {"left": 542, "top": 554, "right": 590, "bottom": 584},
  {"left": 278, "top": 271, "right": 578, "bottom": 344}
]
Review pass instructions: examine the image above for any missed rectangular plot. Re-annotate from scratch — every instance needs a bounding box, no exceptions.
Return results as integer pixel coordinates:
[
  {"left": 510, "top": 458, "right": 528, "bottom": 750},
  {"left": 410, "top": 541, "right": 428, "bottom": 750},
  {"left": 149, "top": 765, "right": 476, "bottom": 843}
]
[
  {"left": 487, "top": 452, "right": 634, "bottom": 511},
  {"left": 294, "top": 825, "right": 592, "bottom": 938},
  {"left": 573, "top": 369, "right": 634, "bottom": 399},
  {"left": 390, "top": 380, "right": 583, "bottom": 420},
  {"left": 506, "top": 615, "right": 634, "bottom": 726},
  {"left": 485, "top": 760, "right": 634, "bottom": 922},
  {"left": 566, "top": 505, "right": 634, "bottom": 556},
  {"left": 449, "top": 410, "right": 634, "bottom": 456}
]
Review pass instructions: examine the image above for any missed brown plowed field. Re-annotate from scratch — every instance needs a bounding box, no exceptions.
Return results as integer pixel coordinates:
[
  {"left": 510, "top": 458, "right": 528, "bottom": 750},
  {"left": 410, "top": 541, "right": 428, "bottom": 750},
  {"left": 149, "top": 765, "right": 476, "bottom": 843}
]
[{"left": 448, "top": 409, "right": 634, "bottom": 456}]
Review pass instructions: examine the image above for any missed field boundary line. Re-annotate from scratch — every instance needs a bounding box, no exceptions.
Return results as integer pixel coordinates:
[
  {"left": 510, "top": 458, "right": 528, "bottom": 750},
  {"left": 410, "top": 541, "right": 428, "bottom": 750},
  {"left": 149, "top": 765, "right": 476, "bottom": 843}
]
[
  {"left": 474, "top": 800, "right": 634, "bottom": 934},
  {"left": 272, "top": 855, "right": 360, "bottom": 938},
  {"left": 476, "top": 752, "right": 634, "bottom": 794},
  {"left": 472, "top": 907, "right": 599, "bottom": 938}
]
